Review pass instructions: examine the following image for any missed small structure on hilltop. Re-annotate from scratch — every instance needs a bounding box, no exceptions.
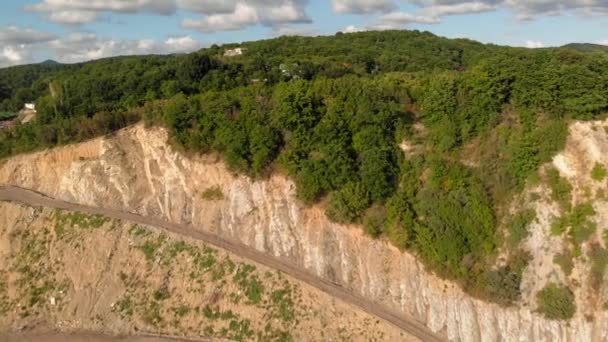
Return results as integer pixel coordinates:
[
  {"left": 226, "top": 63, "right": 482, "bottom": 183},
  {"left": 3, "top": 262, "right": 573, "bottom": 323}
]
[{"left": 224, "top": 47, "right": 247, "bottom": 57}]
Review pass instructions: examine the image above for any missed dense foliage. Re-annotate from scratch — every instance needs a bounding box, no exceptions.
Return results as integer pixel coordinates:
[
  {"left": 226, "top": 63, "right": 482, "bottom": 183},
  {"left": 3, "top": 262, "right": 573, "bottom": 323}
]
[
  {"left": 536, "top": 283, "right": 576, "bottom": 320},
  {"left": 1, "top": 30, "right": 607, "bottom": 307}
]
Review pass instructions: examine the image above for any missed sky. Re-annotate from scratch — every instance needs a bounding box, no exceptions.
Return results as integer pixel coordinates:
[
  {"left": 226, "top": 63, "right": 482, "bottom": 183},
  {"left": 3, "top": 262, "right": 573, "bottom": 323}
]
[{"left": 1, "top": 0, "right": 607, "bottom": 67}]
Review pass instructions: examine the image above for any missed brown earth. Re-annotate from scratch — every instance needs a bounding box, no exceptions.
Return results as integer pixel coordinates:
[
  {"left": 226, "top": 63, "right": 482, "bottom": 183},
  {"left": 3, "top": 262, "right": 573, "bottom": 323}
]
[{"left": 0, "top": 199, "right": 418, "bottom": 341}]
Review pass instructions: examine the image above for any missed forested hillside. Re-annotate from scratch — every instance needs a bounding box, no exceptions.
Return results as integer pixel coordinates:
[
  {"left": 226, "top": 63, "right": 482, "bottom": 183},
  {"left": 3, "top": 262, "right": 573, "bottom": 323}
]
[{"left": 1, "top": 30, "right": 607, "bottom": 309}]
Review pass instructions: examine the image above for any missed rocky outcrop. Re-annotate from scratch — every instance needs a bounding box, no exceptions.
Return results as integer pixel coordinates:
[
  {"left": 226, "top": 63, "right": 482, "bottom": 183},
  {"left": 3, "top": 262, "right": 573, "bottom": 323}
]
[{"left": 1, "top": 123, "right": 606, "bottom": 341}]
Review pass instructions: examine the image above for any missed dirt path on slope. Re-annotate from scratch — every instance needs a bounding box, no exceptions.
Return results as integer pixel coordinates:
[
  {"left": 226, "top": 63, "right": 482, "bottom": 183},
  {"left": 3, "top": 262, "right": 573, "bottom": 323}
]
[{"left": 0, "top": 185, "right": 443, "bottom": 342}]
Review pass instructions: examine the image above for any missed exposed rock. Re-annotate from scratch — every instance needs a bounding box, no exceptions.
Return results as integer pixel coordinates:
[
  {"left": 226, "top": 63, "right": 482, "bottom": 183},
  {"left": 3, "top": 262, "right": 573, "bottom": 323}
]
[{"left": 2, "top": 123, "right": 607, "bottom": 341}]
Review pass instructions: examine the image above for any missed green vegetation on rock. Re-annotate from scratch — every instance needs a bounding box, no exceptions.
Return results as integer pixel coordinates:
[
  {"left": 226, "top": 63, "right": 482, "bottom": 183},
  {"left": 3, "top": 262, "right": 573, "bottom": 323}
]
[
  {"left": 591, "top": 163, "right": 607, "bottom": 181},
  {"left": 536, "top": 283, "right": 576, "bottom": 320}
]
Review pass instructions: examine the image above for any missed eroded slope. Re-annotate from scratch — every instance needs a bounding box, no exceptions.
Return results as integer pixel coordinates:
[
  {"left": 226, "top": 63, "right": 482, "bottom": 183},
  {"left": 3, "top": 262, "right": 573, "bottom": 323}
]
[{"left": 1, "top": 123, "right": 608, "bottom": 340}]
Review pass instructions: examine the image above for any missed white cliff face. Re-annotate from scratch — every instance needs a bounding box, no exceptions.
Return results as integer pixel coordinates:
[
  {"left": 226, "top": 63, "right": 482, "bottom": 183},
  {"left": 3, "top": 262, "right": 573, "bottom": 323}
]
[{"left": 1, "top": 123, "right": 607, "bottom": 341}]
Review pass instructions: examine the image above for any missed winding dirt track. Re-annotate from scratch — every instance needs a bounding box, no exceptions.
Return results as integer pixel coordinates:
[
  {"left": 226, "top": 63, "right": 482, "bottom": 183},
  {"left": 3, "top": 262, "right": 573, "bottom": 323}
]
[{"left": 0, "top": 185, "right": 444, "bottom": 342}]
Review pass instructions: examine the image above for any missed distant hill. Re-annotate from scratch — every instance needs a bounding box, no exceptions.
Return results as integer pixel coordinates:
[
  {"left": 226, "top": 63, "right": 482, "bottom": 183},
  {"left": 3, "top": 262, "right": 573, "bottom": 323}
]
[
  {"left": 39, "top": 59, "right": 61, "bottom": 65},
  {"left": 561, "top": 43, "right": 608, "bottom": 53}
]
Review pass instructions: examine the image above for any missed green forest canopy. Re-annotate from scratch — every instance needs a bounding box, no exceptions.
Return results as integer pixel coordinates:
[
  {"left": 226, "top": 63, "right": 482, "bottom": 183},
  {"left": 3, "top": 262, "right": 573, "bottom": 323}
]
[{"left": 1, "top": 29, "right": 607, "bottom": 306}]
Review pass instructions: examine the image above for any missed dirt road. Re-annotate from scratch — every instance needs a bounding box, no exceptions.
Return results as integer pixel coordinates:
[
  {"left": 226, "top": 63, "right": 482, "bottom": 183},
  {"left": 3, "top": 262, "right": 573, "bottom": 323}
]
[{"left": 0, "top": 185, "right": 444, "bottom": 342}]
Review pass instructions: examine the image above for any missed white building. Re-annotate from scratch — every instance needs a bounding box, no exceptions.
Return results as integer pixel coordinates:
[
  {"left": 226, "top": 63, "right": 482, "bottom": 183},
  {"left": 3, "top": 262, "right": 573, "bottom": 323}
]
[
  {"left": 25, "top": 103, "right": 36, "bottom": 110},
  {"left": 224, "top": 47, "right": 246, "bottom": 57}
]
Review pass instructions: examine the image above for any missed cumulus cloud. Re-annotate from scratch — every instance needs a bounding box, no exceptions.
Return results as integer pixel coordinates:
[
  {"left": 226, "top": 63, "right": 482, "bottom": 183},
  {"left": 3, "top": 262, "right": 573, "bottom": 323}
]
[
  {"left": 26, "top": 0, "right": 311, "bottom": 29},
  {"left": 182, "top": 0, "right": 310, "bottom": 32},
  {"left": 342, "top": 25, "right": 366, "bottom": 33},
  {"left": 47, "top": 33, "right": 203, "bottom": 63},
  {"left": 0, "top": 26, "right": 56, "bottom": 67},
  {"left": 272, "top": 25, "right": 320, "bottom": 37},
  {"left": 0, "top": 46, "right": 30, "bottom": 68},
  {"left": 372, "top": 11, "right": 439, "bottom": 29},
  {"left": 0, "top": 25, "right": 203, "bottom": 67},
  {"left": 332, "top": 0, "right": 395, "bottom": 14},
  {"left": 333, "top": 0, "right": 608, "bottom": 23},
  {"left": 421, "top": 1, "right": 498, "bottom": 16},
  {"left": 0, "top": 26, "right": 56, "bottom": 45},
  {"left": 26, "top": 0, "right": 177, "bottom": 23},
  {"left": 524, "top": 40, "right": 545, "bottom": 48}
]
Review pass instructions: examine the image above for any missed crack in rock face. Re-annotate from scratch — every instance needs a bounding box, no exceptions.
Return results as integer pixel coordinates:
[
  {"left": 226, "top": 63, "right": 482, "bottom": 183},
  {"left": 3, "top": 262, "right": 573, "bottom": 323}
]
[{"left": 2, "top": 123, "right": 608, "bottom": 341}]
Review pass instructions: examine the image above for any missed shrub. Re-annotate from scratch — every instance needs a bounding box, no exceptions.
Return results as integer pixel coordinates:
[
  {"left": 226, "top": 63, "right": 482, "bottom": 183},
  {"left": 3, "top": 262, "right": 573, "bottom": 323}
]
[
  {"left": 591, "top": 163, "right": 607, "bottom": 182},
  {"left": 588, "top": 245, "right": 608, "bottom": 290},
  {"left": 506, "top": 209, "right": 536, "bottom": 247},
  {"left": 361, "top": 205, "right": 387, "bottom": 238},
  {"left": 546, "top": 167, "right": 572, "bottom": 210},
  {"left": 325, "top": 182, "right": 370, "bottom": 223},
  {"left": 536, "top": 283, "right": 576, "bottom": 320},
  {"left": 201, "top": 185, "right": 224, "bottom": 200},
  {"left": 553, "top": 252, "right": 574, "bottom": 276},
  {"left": 474, "top": 251, "right": 529, "bottom": 306}
]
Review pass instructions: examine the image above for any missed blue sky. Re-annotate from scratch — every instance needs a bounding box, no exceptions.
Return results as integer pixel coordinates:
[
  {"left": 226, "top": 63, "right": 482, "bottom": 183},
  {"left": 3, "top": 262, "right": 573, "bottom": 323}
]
[{"left": 1, "top": 0, "right": 607, "bottom": 67}]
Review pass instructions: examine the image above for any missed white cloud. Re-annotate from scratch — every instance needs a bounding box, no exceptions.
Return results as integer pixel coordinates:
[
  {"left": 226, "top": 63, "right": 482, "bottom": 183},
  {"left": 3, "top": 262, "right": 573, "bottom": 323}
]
[
  {"left": 26, "top": 0, "right": 311, "bottom": 29},
  {"left": 176, "top": 0, "right": 236, "bottom": 14},
  {"left": 599, "top": 40, "right": 608, "bottom": 46},
  {"left": 342, "top": 25, "right": 365, "bottom": 33},
  {"left": 47, "top": 33, "right": 203, "bottom": 63},
  {"left": 182, "top": 3, "right": 259, "bottom": 32},
  {"left": 374, "top": 11, "right": 439, "bottom": 29},
  {"left": 0, "top": 26, "right": 56, "bottom": 45},
  {"left": 524, "top": 40, "right": 545, "bottom": 48},
  {"left": 272, "top": 25, "right": 320, "bottom": 37},
  {"left": 0, "top": 46, "right": 30, "bottom": 68},
  {"left": 47, "top": 10, "right": 99, "bottom": 24},
  {"left": 26, "top": 0, "right": 177, "bottom": 17},
  {"left": 182, "top": 1, "right": 310, "bottom": 33},
  {"left": 332, "top": 0, "right": 395, "bottom": 14},
  {"left": 0, "top": 27, "right": 56, "bottom": 67},
  {"left": 331, "top": 0, "right": 608, "bottom": 23},
  {"left": 422, "top": 2, "right": 497, "bottom": 16},
  {"left": 163, "top": 36, "right": 202, "bottom": 52}
]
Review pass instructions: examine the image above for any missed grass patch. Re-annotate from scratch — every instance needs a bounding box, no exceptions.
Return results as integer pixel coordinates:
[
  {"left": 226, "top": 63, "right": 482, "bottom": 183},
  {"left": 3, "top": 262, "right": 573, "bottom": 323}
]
[
  {"left": 551, "top": 202, "right": 596, "bottom": 256},
  {"left": 536, "top": 283, "right": 576, "bottom": 320},
  {"left": 589, "top": 244, "right": 608, "bottom": 290},
  {"left": 115, "top": 295, "right": 134, "bottom": 317},
  {"left": 506, "top": 209, "right": 536, "bottom": 248},
  {"left": 137, "top": 235, "right": 167, "bottom": 263},
  {"left": 546, "top": 167, "right": 572, "bottom": 210},
  {"left": 553, "top": 252, "right": 574, "bottom": 276},
  {"left": 129, "top": 224, "right": 150, "bottom": 237},
  {"left": 270, "top": 286, "right": 295, "bottom": 323},
  {"left": 153, "top": 286, "right": 171, "bottom": 301},
  {"left": 234, "top": 264, "right": 264, "bottom": 305},
  {"left": 201, "top": 186, "right": 224, "bottom": 201},
  {"left": 55, "top": 210, "right": 109, "bottom": 238},
  {"left": 591, "top": 163, "right": 607, "bottom": 182}
]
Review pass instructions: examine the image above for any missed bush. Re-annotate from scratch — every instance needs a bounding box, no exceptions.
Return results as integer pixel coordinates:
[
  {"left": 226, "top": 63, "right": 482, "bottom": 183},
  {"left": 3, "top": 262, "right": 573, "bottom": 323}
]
[
  {"left": 201, "top": 186, "right": 224, "bottom": 201},
  {"left": 536, "top": 283, "right": 576, "bottom": 320},
  {"left": 326, "top": 182, "right": 370, "bottom": 223},
  {"left": 591, "top": 163, "right": 607, "bottom": 182},
  {"left": 588, "top": 245, "right": 608, "bottom": 290},
  {"left": 362, "top": 205, "right": 387, "bottom": 238},
  {"left": 553, "top": 252, "right": 574, "bottom": 276},
  {"left": 546, "top": 167, "right": 572, "bottom": 210},
  {"left": 474, "top": 251, "right": 529, "bottom": 306},
  {"left": 506, "top": 209, "right": 536, "bottom": 248}
]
